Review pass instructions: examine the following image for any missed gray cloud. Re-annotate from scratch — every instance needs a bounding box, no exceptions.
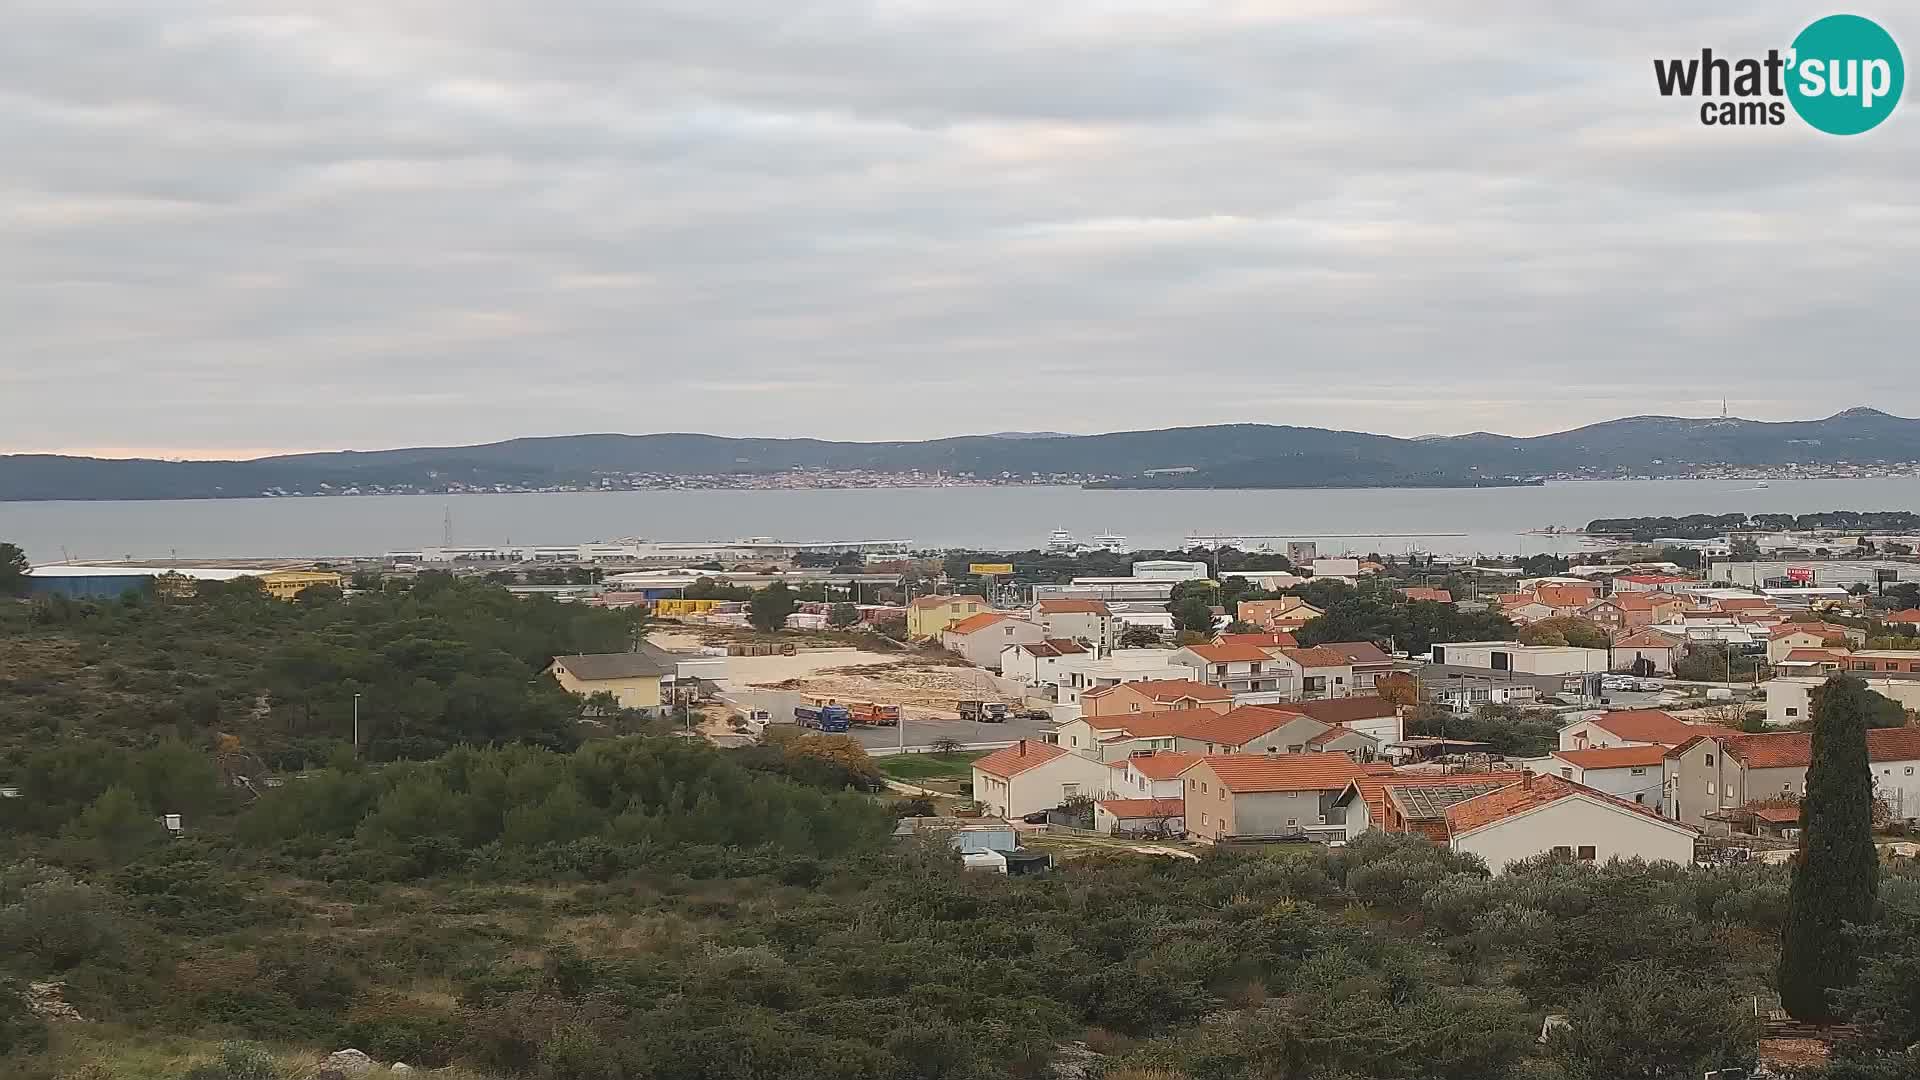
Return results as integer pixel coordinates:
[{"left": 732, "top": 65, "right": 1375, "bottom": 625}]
[{"left": 3, "top": 1, "right": 1918, "bottom": 455}]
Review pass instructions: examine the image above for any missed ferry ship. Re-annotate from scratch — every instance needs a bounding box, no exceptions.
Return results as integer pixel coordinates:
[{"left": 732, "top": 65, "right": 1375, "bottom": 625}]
[{"left": 1045, "top": 528, "right": 1077, "bottom": 553}]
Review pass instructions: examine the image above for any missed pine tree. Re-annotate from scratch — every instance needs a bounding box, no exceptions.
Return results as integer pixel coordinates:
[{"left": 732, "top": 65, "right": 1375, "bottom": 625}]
[{"left": 1777, "top": 674, "right": 1881, "bottom": 1021}]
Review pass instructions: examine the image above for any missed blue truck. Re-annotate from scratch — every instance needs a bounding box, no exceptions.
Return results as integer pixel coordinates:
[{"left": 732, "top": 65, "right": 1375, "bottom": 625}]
[{"left": 794, "top": 702, "right": 852, "bottom": 733}]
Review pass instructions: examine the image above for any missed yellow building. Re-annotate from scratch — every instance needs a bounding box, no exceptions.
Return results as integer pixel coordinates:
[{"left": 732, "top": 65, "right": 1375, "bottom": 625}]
[
  {"left": 652, "top": 597, "right": 726, "bottom": 618},
  {"left": 906, "top": 593, "right": 989, "bottom": 640},
  {"left": 258, "top": 570, "right": 344, "bottom": 601},
  {"left": 547, "top": 648, "right": 677, "bottom": 715}
]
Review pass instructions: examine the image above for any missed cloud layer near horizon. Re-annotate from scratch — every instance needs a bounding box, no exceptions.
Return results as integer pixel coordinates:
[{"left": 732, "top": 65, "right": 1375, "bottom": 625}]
[{"left": 5, "top": 2, "right": 1919, "bottom": 457}]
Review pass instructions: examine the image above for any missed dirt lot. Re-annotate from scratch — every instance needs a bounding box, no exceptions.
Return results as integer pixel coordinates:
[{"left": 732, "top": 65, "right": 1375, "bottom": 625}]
[{"left": 751, "top": 658, "right": 1017, "bottom": 718}]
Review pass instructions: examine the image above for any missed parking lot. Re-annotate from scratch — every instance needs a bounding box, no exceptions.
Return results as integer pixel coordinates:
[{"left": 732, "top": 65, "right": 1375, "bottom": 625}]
[{"left": 850, "top": 713, "right": 1054, "bottom": 752}]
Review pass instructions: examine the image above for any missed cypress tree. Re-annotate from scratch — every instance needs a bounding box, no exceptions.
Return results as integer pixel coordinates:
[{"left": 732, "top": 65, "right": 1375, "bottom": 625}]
[{"left": 1777, "top": 674, "right": 1880, "bottom": 1021}]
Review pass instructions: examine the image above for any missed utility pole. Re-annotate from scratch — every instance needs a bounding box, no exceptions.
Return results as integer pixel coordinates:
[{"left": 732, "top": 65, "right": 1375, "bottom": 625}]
[{"left": 352, "top": 693, "right": 361, "bottom": 757}]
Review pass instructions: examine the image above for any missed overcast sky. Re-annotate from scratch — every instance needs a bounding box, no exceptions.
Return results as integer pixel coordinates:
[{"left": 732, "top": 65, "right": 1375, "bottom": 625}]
[{"left": 6, "top": 2, "right": 1919, "bottom": 458}]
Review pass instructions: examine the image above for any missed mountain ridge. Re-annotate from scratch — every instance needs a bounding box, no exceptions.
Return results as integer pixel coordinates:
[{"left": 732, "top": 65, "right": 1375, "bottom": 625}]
[{"left": 4, "top": 408, "right": 1916, "bottom": 501}]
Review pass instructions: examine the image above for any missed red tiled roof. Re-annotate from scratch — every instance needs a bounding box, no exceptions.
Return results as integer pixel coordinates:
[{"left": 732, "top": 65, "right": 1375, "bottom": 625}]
[
  {"left": 1781, "top": 648, "right": 1847, "bottom": 663},
  {"left": 1587, "top": 709, "right": 1738, "bottom": 746},
  {"left": 1036, "top": 599, "right": 1112, "bottom": 616},
  {"left": 1608, "top": 592, "right": 1682, "bottom": 611},
  {"left": 1535, "top": 585, "right": 1600, "bottom": 608},
  {"left": 1185, "top": 706, "right": 1307, "bottom": 748},
  {"left": 1615, "top": 628, "right": 1684, "bottom": 649},
  {"left": 1706, "top": 728, "right": 1920, "bottom": 770},
  {"left": 1092, "top": 708, "right": 1224, "bottom": 739},
  {"left": 972, "top": 740, "right": 1068, "bottom": 778},
  {"left": 1192, "top": 753, "right": 1363, "bottom": 793},
  {"left": 1096, "top": 798, "right": 1185, "bottom": 819},
  {"left": 1015, "top": 639, "right": 1088, "bottom": 658},
  {"left": 1082, "top": 678, "right": 1231, "bottom": 703},
  {"left": 1713, "top": 597, "right": 1775, "bottom": 611},
  {"left": 1278, "top": 646, "right": 1352, "bottom": 668},
  {"left": 1771, "top": 622, "right": 1851, "bottom": 639},
  {"left": 1316, "top": 641, "right": 1393, "bottom": 665},
  {"left": 945, "top": 612, "right": 1011, "bottom": 635},
  {"left": 1400, "top": 588, "right": 1453, "bottom": 603},
  {"left": 1263, "top": 696, "right": 1398, "bottom": 725},
  {"left": 1308, "top": 727, "right": 1374, "bottom": 747},
  {"left": 1183, "top": 643, "right": 1275, "bottom": 663},
  {"left": 1342, "top": 769, "right": 1527, "bottom": 832},
  {"left": 1444, "top": 773, "right": 1693, "bottom": 836},
  {"left": 1121, "top": 751, "right": 1202, "bottom": 779},
  {"left": 1217, "top": 631, "right": 1299, "bottom": 648},
  {"left": 1885, "top": 609, "right": 1920, "bottom": 624},
  {"left": 1748, "top": 804, "right": 1800, "bottom": 824},
  {"left": 1552, "top": 745, "right": 1669, "bottom": 770}
]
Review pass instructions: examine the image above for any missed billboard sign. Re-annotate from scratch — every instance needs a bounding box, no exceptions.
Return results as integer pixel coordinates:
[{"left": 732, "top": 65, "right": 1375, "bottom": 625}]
[
  {"left": 1786, "top": 566, "right": 1814, "bottom": 583},
  {"left": 968, "top": 563, "right": 1013, "bottom": 576}
]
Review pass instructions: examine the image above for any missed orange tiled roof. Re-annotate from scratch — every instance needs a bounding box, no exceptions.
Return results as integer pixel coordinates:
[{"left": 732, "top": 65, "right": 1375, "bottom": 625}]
[
  {"left": 1263, "top": 695, "right": 1398, "bottom": 726},
  {"left": 1771, "top": 622, "right": 1852, "bottom": 639},
  {"left": 1082, "top": 678, "right": 1231, "bottom": 703},
  {"left": 1316, "top": 641, "right": 1393, "bottom": 665},
  {"left": 1016, "top": 639, "right": 1088, "bottom": 658},
  {"left": 1444, "top": 773, "right": 1691, "bottom": 836},
  {"left": 1183, "top": 643, "right": 1276, "bottom": 663},
  {"left": 1036, "top": 599, "right": 1112, "bottom": 616},
  {"left": 1192, "top": 753, "right": 1363, "bottom": 793},
  {"left": 1343, "top": 769, "right": 1527, "bottom": 832},
  {"left": 1535, "top": 585, "right": 1600, "bottom": 608},
  {"left": 1706, "top": 728, "right": 1920, "bottom": 770},
  {"left": 1093, "top": 707, "right": 1225, "bottom": 739},
  {"left": 1587, "top": 709, "right": 1738, "bottom": 746},
  {"left": 1551, "top": 745, "right": 1669, "bottom": 769},
  {"left": 972, "top": 740, "right": 1068, "bottom": 778},
  {"left": 1781, "top": 648, "right": 1848, "bottom": 663},
  {"left": 1184, "top": 706, "right": 1307, "bottom": 748},
  {"left": 1096, "top": 798, "right": 1185, "bottom": 819},
  {"left": 945, "top": 612, "right": 1011, "bottom": 635},
  {"left": 1278, "top": 646, "right": 1352, "bottom": 668},
  {"left": 1400, "top": 588, "right": 1453, "bottom": 603},
  {"left": 1615, "top": 628, "right": 1684, "bottom": 649},
  {"left": 1884, "top": 608, "right": 1920, "bottom": 623},
  {"left": 1713, "top": 597, "right": 1775, "bottom": 611}
]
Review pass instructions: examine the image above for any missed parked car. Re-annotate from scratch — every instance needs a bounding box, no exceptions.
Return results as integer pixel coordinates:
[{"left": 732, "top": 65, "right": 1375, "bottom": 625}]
[{"left": 1021, "top": 809, "right": 1052, "bottom": 824}]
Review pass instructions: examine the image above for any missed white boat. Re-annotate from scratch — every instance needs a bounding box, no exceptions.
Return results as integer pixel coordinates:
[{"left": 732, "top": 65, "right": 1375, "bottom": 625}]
[
  {"left": 1045, "top": 528, "right": 1077, "bottom": 552},
  {"left": 1088, "top": 531, "right": 1131, "bottom": 554}
]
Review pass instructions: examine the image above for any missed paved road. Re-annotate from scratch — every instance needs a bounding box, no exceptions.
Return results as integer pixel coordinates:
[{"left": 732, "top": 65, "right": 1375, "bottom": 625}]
[{"left": 847, "top": 714, "right": 1054, "bottom": 750}]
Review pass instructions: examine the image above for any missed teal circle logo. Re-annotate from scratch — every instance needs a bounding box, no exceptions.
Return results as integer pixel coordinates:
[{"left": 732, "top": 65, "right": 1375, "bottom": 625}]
[{"left": 1788, "top": 14, "right": 1903, "bottom": 134}]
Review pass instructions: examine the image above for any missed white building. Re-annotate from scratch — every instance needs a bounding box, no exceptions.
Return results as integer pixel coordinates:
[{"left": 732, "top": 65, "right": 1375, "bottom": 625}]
[
  {"left": 1429, "top": 641, "right": 1612, "bottom": 676},
  {"left": 1444, "top": 774, "right": 1700, "bottom": 874},
  {"left": 941, "top": 613, "right": 1045, "bottom": 670},
  {"left": 1031, "top": 599, "right": 1118, "bottom": 654},
  {"left": 1056, "top": 650, "right": 1192, "bottom": 708},
  {"left": 1130, "top": 560, "right": 1210, "bottom": 582},
  {"left": 970, "top": 741, "right": 1118, "bottom": 818},
  {"left": 1540, "top": 746, "right": 1668, "bottom": 808},
  {"left": 1559, "top": 709, "right": 1735, "bottom": 752},
  {"left": 1310, "top": 558, "right": 1362, "bottom": 582},
  {"left": 1762, "top": 676, "right": 1920, "bottom": 728},
  {"left": 999, "top": 639, "right": 1093, "bottom": 687}
]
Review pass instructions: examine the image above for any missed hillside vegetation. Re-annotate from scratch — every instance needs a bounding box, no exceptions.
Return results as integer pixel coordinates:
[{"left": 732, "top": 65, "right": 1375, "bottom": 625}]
[{"left": 5, "top": 573, "right": 1920, "bottom": 1080}]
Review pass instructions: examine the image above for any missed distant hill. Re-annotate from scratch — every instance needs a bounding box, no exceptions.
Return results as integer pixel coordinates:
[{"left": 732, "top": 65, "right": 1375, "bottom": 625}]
[{"left": 5, "top": 408, "right": 1918, "bottom": 500}]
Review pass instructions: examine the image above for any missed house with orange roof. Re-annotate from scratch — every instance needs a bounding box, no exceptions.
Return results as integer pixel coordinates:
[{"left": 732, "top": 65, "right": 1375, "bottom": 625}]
[
  {"left": 1261, "top": 695, "right": 1405, "bottom": 743},
  {"left": 940, "top": 612, "right": 1044, "bottom": 669},
  {"left": 1543, "top": 744, "right": 1669, "bottom": 806},
  {"left": 1093, "top": 798, "right": 1187, "bottom": 837},
  {"left": 1106, "top": 750, "right": 1202, "bottom": 799},
  {"left": 999, "top": 638, "right": 1092, "bottom": 686},
  {"left": 1180, "top": 753, "right": 1365, "bottom": 843},
  {"left": 1057, "top": 705, "right": 1377, "bottom": 762},
  {"left": 970, "top": 740, "right": 1119, "bottom": 819},
  {"left": 1885, "top": 608, "right": 1920, "bottom": 630},
  {"left": 1533, "top": 584, "right": 1601, "bottom": 612},
  {"left": 1312, "top": 641, "right": 1395, "bottom": 692},
  {"left": 1215, "top": 631, "right": 1299, "bottom": 649},
  {"left": 1236, "top": 597, "right": 1324, "bottom": 631},
  {"left": 905, "top": 593, "right": 988, "bottom": 639},
  {"left": 1559, "top": 709, "right": 1739, "bottom": 753},
  {"left": 1266, "top": 647, "right": 1356, "bottom": 700},
  {"left": 1767, "top": 622, "right": 1858, "bottom": 663},
  {"left": 1333, "top": 769, "right": 1528, "bottom": 840},
  {"left": 1582, "top": 592, "right": 1686, "bottom": 634},
  {"left": 1399, "top": 587, "right": 1453, "bottom": 604},
  {"left": 1612, "top": 627, "right": 1687, "bottom": 675},
  {"left": 1030, "top": 599, "right": 1117, "bottom": 653},
  {"left": 1080, "top": 678, "right": 1233, "bottom": 719},
  {"left": 1501, "top": 599, "right": 1561, "bottom": 626},
  {"left": 1666, "top": 727, "right": 1920, "bottom": 828},
  {"left": 1169, "top": 642, "right": 1293, "bottom": 696},
  {"left": 1443, "top": 773, "right": 1699, "bottom": 873}
]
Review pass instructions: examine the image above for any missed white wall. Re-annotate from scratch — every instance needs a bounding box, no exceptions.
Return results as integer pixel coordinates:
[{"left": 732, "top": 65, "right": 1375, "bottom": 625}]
[
  {"left": 945, "top": 619, "right": 1044, "bottom": 669},
  {"left": 1550, "top": 761, "right": 1664, "bottom": 807},
  {"left": 1558, "top": 715, "right": 1637, "bottom": 751},
  {"left": 1872, "top": 758, "right": 1920, "bottom": 821},
  {"left": 1452, "top": 796, "right": 1696, "bottom": 874},
  {"left": 972, "top": 754, "right": 1117, "bottom": 818},
  {"left": 1763, "top": 679, "right": 1817, "bottom": 727}
]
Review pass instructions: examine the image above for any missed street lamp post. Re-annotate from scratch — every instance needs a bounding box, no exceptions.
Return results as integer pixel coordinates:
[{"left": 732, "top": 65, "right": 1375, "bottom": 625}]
[{"left": 352, "top": 693, "right": 361, "bottom": 758}]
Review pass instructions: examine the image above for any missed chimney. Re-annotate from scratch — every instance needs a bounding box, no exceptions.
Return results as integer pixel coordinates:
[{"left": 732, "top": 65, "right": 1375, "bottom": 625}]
[
  {"left": 1018, "top": 741, "right": 1027, "bottom": 757},
  {"left": 1521, "top": 771, "right": 1535, "bottom": 790}
]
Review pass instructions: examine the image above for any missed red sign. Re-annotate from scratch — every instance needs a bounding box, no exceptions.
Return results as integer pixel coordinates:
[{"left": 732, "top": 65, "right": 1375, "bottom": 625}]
[{"left": 1787, "top": 567, "right": 1814, "bottom": 583}]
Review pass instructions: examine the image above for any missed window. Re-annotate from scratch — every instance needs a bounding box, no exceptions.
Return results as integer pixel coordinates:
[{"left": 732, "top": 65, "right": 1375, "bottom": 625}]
[
  {"left": 1634, "top": 794, "right": 1645, "bottom": 804},
  {"left": 1552, "top": 845, "right": 1572, "bottom": 856},
  {"left": 1908, "top": 767, "right": 1916, "bottom": 776},
  {"left": 1787, "top": 707, "right": 1799, "bottom": 717},
  {"left": 1201, "top": 782, "right": 1208, "bottom": 794},
  {"left": 1559, "top": 768, "right": 1573, "bottom": 779},
  {"left": 1200, "top": 813, "right": 1208, "bottom": 826},
  {"left": 1287, "top": 818, "right": 1297, "bottom": 827},
  {"left": 1630, "top": 767, "right": 1646, "bottom": 776},
  {"left": 1062, "top": 784, "right": 1080, "bottom": 798},
  {"left": 1070, "top": 736, "right": 1078, "bottom": 747},
  {"left": 1130, "top": 703, "right": 1141, "bottom": 712},
  {"left": 1289, "top": 744, "right": 1305, "bottom": 754},
  {"left": 1706, "top": 782, "right": 1715, "bottom": 795},
  {"left": 1705, "top": 754, "right": 1714, "bottom": 766},
  {"left": 1577, "top": 845, "right": 1597, "bottom": 861}
]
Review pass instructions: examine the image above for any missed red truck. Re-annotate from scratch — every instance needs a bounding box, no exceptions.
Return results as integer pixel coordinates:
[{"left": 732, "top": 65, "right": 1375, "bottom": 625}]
[{"left": 847, "top": 701, "right": 901, "bottom": 727}]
